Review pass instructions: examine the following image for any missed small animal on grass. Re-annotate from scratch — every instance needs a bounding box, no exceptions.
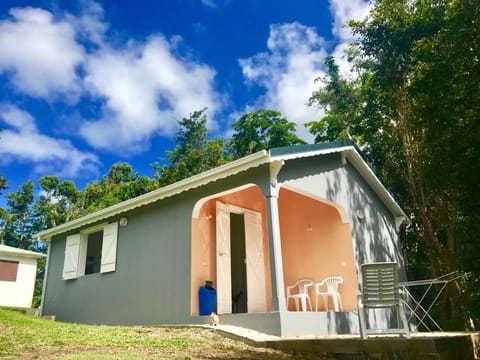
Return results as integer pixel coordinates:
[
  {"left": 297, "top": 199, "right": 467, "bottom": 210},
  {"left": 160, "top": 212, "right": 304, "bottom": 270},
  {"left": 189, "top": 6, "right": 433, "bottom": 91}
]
[{"left": 210, "top": 312, "right": 219, "bottom": 326}]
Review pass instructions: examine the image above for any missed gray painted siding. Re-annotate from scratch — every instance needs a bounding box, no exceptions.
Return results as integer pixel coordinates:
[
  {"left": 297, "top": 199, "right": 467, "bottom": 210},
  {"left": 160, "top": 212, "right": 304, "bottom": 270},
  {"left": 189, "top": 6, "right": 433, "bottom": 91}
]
[
  {"left": 43, "top": 197, "right": 195, "bottom": 325},
  {"left": 276, "top": 153, "right": 405, "bottom": 277},
  {"left": 275, "top": 153, "right": 407, "bottom": 335},
  {"left": 42, "top": 165, "right": 271, "bottom": 325},
  {"left": 41, "top": 155, "right": 407, "bottom": 336}
]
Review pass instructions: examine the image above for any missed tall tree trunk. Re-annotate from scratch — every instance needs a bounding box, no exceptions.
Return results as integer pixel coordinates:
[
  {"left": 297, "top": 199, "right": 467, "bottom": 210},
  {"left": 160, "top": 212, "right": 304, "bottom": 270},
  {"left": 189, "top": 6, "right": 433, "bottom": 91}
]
[{"left": 398, "top": 99, "right": 467, "bottom": 329}]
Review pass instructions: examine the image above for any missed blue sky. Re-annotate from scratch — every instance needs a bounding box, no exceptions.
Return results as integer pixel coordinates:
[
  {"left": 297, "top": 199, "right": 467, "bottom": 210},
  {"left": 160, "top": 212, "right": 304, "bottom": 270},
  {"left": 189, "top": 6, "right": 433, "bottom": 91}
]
[{"left": 0, "top": 0, "right": 370, "bottom": 196}]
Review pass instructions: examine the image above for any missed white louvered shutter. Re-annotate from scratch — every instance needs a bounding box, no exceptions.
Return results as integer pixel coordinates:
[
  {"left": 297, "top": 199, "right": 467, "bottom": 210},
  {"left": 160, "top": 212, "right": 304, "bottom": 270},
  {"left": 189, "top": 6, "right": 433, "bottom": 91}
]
[
  {"left": 63, "top": 234, "right": 81, "bottom": 280},
  {"left": 101, "top": 222, "right": 118, "bottom": 273}
]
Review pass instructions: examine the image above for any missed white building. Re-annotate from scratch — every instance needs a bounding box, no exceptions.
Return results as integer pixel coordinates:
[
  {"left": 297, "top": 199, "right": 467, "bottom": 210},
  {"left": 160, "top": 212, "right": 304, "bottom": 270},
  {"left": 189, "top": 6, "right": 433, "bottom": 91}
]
[{"left": 0, "top": 244, "right": 46, "bottom": 308}]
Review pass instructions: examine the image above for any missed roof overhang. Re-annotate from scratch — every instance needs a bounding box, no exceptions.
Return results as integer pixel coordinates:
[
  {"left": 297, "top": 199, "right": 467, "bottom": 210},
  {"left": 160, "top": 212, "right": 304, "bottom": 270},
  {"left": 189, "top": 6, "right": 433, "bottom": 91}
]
[
  {"left": 0, "top": 244, "right": 47, "bottom": 259},
  {"left": 270, "top": 144, "right": 409, "bottom": 229},
  {"left": 34, "top": 143, "right": 409, "bottom": 241},
  {"left": 34, "top": 150, "right": 270, "bottom": 241}
]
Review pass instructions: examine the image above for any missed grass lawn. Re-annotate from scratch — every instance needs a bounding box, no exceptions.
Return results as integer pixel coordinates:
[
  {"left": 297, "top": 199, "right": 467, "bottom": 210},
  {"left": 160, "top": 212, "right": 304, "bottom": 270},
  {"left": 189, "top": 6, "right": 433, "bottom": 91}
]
[{"left": 0, "top": 308, "right": 321, "bottom": 359}]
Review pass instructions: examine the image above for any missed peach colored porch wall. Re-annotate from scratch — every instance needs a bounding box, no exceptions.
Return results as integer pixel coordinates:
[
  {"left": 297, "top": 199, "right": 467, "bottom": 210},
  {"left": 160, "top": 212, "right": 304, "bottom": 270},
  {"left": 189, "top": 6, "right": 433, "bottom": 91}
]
[
  {"left": 191, "top": 202, "right": 216, "bottom": 315},
  {"left": 279, "top": 187, "right": 358, "bottom": 311},
  {"left": 190, "top": 185, "right": 272, "bottom": 314}
]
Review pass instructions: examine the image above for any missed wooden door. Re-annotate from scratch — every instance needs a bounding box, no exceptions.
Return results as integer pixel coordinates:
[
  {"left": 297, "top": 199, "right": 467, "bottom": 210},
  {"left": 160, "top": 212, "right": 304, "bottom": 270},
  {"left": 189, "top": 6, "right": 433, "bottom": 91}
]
[
  {"left": 244, "top": 210, "right": 267, "bottom": 312},
  {"left": 216, "top": 201, "right": 232, "bottom": 314}
]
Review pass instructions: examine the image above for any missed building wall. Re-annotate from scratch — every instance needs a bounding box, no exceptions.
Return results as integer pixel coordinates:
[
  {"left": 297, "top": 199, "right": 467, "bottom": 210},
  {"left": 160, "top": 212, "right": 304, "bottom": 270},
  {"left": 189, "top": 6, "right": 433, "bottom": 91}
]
[
  {"left": 190, "top": 184, "right": 272, "bottom": 315},
  {"left": 43, "top": 198, "right": 193, "bottom": 325},
  {"left": 42, "top": 165, "right": 271, "bottom": 325},
  {"left": 277, "top": 153, "right": 405, "bottom": 278},
  {"left": 276, "top": 153, "right": 407, "bottom": 334},
  {"left": 0, "top": 255, "right": 38, "bottom": 308},
  {"left": 41, "top": 153, "right": 405, "bottom": 335},
  {"left": 278, "top": 187, "right": 358, "bottom": 312}
]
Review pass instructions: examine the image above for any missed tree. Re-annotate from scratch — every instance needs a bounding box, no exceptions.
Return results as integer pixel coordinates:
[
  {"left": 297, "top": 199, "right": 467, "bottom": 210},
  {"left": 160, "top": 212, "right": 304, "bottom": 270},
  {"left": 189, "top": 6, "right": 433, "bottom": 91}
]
[
  {"left": 34, "top": 176, "right": 79, "bottom": 230},
  {"left": 309, "top": 0, "right": 479, "bottom": 329},
  {"left": 231, "top": 109, "right": 305, "bottom": 158},
  {"left": 307, "top": 56, "right": 364, "bottom": 144},
  {"left": 0, "top": 207, "right": 10, "bottom": 245},
  {"left": 78, "top": 162, "right": 158, "bottom": 215},
  {"left": 0, "top": 130, "right": 9, "bottom": 244},
  {"left": 0, "top": 129, "right": 7, "bottom": 194},
  {"left": 0, "top": 174, "right": 6, "bottom": 194},
  {"left": 153, "top": 109, "right": 232, "bottom": 186},
  {"left": 3, "top": 181, "right": 35, "bottom": 250}
]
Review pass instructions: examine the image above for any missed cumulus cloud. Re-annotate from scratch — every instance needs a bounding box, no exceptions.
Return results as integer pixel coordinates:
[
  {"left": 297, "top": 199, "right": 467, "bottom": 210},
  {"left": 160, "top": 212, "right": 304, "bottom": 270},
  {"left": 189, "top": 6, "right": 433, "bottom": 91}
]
[
  {"left": 0, "top": 104, "right": 100, "bottom": 178},
  {"left": 329, "top": 0, "right": 370, "bottom": 41},
  {"left": 80, "top": 35, "right": 220, "bottom": 152},
  {"left": 239, "top": 23, "right": 327, "bottom": 141},
  {"left": 237, "top": 1, "right": 370, "bottom": 140},
  {"left": 0, "top": 7, "right": 84, "bottom": 99},
  {"left": 67, "top": 0, "right": 108, "bottom": 46},
  {"left": 329, "top": 0, "right": 370, "bottom": 75},
  {"left": 0, "top": 2, "right": 223, "bottom": 156}
]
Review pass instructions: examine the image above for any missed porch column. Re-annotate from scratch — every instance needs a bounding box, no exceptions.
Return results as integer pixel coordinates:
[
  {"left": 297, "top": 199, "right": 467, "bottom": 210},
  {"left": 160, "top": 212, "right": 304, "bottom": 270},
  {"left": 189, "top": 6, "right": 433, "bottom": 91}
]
[{"left": 266, "top": 160, "right": 287, "bottom": 312}]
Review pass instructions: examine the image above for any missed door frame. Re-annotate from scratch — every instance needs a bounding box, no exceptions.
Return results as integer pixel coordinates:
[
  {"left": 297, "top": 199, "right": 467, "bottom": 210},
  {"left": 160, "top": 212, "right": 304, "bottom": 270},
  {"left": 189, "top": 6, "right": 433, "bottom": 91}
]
[{"left": 216, "top": 202, "right": 267, "bottom": 314}]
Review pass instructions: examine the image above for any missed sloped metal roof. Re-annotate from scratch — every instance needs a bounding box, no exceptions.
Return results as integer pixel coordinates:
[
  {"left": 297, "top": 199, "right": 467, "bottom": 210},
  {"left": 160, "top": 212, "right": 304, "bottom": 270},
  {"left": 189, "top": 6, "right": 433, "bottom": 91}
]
[
  {"left": 0, "top": 244, "right": 47, "bottom": 258},
  {"left": 34, "top": 142, "right": 408, "bottom": 240}
]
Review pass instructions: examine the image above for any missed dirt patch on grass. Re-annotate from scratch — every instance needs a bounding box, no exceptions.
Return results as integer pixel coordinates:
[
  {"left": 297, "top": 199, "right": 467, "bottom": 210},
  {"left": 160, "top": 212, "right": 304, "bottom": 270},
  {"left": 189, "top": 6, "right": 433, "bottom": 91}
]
[
  {"left": 0, "top": 309, "right": 327, "bottom": 359},
  {"left": 4, "top": 327, "right": 324, "bottom": 359}
]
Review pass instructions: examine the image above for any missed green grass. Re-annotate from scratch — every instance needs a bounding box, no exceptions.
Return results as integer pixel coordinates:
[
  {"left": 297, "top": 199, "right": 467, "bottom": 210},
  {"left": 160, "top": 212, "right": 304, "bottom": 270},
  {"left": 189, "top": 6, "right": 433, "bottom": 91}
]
[{"left": 0, "top": 308, "right": 320, "bottom": 359}]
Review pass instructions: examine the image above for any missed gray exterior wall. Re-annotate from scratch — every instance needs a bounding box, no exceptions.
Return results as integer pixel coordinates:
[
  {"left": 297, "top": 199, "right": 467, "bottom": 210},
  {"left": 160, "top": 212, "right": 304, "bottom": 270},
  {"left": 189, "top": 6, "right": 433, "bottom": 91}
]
[
  {"left": 41, "top": 153, "right": 406, "bottom": 335},
  {"left": 277, "top": 153, "right": 406, "bottom": 280},
  {"left": 275, "top": 153, "right": 407, "bottom": 335},
  {"left": 42, "top": 165, "right": 271, "bottom": 325}
]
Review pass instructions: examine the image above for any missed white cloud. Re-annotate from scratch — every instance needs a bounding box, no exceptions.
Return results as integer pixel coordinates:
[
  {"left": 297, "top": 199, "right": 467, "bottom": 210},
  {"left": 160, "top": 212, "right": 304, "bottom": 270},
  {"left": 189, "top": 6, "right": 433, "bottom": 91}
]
[
  {"left": 67, "top": 0, "right": 108, "bottom": 46},
  {"left": 237, "top": 2, "right": 371, "bottom": 141},
  {"left": 0, "top": 105, "right": 100, "bottom": 178},
  {"left": 80, "top": 35, "right": 220, "bottom": 153},
  {"left": 0, "top": 2, "right": 223, "bottom": 154},
  {"left": 329, "top": 0, "right": 371, "bottom": 76},
  {"left": 0, "top": 7, "right": 84, "bottom": 99},
  {"left": 329, "top": 0, "right": 370, "bottom": 41},
  {"left": 239, "top": 23, "right": 327, "bottom": 142},
  {"left": 201, "top": 0, "right": 231, "bottom": 9}
]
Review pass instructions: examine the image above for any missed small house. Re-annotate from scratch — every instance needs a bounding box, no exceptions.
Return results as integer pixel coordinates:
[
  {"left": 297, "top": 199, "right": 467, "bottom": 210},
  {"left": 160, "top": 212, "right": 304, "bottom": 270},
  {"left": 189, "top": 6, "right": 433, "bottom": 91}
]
[
  {"left": 36, "top": 142, "right": 409, "bottom": 337},
  {"left": 0, "top": 244, "right": 46, "bottom": 308}
]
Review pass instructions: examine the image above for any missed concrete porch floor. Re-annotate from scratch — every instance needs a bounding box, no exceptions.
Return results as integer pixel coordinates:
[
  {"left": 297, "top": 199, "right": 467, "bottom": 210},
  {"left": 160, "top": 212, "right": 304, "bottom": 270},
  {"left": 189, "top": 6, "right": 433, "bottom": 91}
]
[{"left": 213, "top": 325, "right": 480, "bottom": 360}]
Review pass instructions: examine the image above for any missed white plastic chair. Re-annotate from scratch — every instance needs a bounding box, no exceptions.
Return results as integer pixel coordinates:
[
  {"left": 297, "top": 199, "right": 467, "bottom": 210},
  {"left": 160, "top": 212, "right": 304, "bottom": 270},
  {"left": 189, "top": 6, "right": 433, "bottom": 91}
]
[
  {"left": 357, "top": 262, "right": 410, "bottom": 339},
  {"left": 286, "top": 279, "right": 313, "bottom": 311},
  {"left": 315, "top": 276, "right": 344, "bottom": 311}
]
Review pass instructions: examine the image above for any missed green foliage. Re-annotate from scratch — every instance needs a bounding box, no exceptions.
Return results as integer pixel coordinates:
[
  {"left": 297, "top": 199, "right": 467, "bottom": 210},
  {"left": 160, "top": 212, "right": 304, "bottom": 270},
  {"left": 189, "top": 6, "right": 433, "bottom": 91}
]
[
  {"left": 0, "top": 129, "right": 7, "bottom": 194},
  {"left": 307, "top": 56, "right": 363, "bottom": 144},
  {"left": 309, "top": 0, "right": 480, "bottom": 329},
  {"left": 0, "top": 174, "right": 6, "bottom": 195},
  {"left": 231, "top": 109, "right": 305, "bottom": 158},
  {"left": 3, "top": 180, "right": 35, "bottom": 249},
  {"left": 153, "top": 109, "right": 232, "bottom": 186},
  {"left": 35, "top": 176, "right": 79, "bottom": 230},
  {"left": 78, "top": 163, "right": 158, "bottom": 215},
  {"left": 32, "top": 257, "right": 45, "bottom": 308}
]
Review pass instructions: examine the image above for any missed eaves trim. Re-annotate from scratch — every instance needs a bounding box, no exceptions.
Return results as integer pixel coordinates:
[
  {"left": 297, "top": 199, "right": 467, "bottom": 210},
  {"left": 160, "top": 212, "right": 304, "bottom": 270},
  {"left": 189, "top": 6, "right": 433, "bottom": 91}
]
[
  {"left": 0, "top": 245, "right": 47, "bottom": 259},
  {"left": 34, "top": 150, "right": 269, "bottom": 240},
  {"left": 34, "top": 142, "right": 409, "bottom": 240},
  {"left": 271, "top": 145, "right": 409, "bottom": 225},
  {"left": 344, "top": 148, "right": 409, "bottom": 224}
]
